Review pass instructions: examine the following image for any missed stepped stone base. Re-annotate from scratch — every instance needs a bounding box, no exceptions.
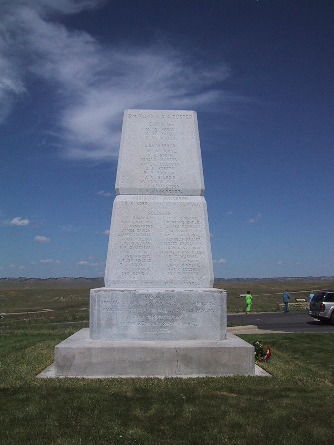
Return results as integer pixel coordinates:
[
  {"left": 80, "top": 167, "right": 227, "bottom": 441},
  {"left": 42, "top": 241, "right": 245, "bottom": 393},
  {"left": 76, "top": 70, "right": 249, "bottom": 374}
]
[
  {"left": 54, "top": 329, "right": 255, "bottom": 378},
  {"left": 90, "top": 288, "right": 226, "bottom": 341}
]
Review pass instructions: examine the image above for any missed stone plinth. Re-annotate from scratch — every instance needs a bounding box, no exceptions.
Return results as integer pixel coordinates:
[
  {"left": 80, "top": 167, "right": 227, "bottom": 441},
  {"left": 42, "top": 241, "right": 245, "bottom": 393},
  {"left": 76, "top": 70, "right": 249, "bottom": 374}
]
[
  {"left": 54, "top": 329, "right": 255, "bottom": 378},
  {"left": 90, "top": 288, "right": 226, "bottom": 341}
]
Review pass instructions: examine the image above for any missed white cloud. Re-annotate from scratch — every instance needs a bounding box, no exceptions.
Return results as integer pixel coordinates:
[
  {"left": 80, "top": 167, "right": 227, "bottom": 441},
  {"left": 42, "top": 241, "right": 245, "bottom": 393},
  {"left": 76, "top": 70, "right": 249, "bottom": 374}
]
[
  {"left": 59, "top": 224, "right": 79, "bottom": 233},
  {"left": 97, "top": 190, "right": 113, "bottom": 197},
  {"left": 248, "top": 214, "right": 263, "bottom": 224},
  {"left": 9, "top": 217, "right": 30, "bottom": 226},
  {"left": 0, "top": 0, "right": 235, "bottom": 161},
  {"left": 213, "top": 258, "right": 227, "bottom": 264},
  {"left": 0, "top": 58, "right": 26, "bottom": 122},
  {"left": 77, "top": 260, "right": 104, "bottom": 267},
  {"left": 34, "top": 235, "right": 50, "bottom": 243},
  {"left": 39, "top": 258, "right": 60, "bottom": 263},
  {"left": 77, "top": 260, "right": 89, "bottom": 265}
]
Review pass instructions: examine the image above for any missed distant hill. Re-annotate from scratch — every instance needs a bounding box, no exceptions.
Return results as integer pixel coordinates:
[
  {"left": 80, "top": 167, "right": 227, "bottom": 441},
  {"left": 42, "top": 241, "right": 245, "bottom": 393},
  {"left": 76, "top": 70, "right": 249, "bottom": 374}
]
[
  {"left": 0, "top": 276, "right": 333, "bottom": 289},
  {"left": 0, "top": 277, "right": 104, "bottom": 289},
  {"left": 214, "top": 276, "right": 334, "bottom": 285}
]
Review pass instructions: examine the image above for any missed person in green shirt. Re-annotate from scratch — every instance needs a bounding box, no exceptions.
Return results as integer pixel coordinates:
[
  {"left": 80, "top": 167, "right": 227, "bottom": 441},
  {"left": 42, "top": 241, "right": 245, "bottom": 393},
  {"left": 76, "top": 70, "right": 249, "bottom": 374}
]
[{"left": 245, "top": 291, "right": 252, "bottom": 313}]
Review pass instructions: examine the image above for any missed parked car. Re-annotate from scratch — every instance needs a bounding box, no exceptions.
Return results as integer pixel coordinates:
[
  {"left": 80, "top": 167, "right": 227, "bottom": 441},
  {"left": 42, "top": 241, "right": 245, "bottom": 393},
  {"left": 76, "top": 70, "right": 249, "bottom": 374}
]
[{"left": 309, "top": 291, "right": 334, "bottom": 325}]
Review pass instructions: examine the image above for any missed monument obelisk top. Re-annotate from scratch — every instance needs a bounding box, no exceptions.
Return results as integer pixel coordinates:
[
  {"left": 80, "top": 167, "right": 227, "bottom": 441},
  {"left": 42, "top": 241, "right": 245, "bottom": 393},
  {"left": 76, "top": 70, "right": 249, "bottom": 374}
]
[
  {"left": 105, "top": 109, "right": 214, "bottom": 288},
  {"left": 115, "top": 110, "right": 204, "bottom": 196}
]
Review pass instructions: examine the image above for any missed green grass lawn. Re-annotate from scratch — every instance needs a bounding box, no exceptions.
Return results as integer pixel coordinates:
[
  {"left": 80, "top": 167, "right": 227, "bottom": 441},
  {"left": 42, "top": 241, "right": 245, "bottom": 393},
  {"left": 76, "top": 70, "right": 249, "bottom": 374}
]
[
  {"left": 1, "top": 321, "right": 333, "bottom": 444},
  {"left": 1, "top": 281, "right": 333, "bottom": 444}
]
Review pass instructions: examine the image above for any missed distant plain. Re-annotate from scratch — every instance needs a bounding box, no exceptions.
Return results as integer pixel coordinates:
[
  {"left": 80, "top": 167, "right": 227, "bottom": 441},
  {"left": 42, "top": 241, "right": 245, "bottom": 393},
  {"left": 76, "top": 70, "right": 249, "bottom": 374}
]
[{"left": 1, "top": 277, "right": 333, "bottom": 319}]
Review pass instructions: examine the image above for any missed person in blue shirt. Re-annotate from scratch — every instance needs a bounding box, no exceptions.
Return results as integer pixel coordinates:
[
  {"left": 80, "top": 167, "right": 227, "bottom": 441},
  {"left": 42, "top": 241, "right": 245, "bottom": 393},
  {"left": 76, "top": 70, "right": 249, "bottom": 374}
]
[{"left": 282, "top": 290, "right": 290, "bottom": 312}]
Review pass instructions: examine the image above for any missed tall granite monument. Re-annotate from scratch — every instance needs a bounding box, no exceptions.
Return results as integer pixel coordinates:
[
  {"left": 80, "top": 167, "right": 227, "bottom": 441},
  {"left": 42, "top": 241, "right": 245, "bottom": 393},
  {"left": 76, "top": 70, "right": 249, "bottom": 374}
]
[{"left": 53, "top": 110, "right": 254, "bottom": 377}]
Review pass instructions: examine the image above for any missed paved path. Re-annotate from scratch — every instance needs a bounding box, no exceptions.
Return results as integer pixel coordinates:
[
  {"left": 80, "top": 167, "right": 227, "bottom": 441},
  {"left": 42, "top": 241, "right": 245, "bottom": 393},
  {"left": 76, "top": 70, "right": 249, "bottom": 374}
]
[{"left": 227, "top": 311, "right": 334, "bottom": 334}]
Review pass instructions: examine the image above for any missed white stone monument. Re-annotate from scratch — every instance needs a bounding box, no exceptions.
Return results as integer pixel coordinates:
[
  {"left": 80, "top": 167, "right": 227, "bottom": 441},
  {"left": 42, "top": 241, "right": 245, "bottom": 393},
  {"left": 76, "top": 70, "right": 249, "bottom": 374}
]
[{"left": 53, "top": 110, "right": 255, "bottom": 377}]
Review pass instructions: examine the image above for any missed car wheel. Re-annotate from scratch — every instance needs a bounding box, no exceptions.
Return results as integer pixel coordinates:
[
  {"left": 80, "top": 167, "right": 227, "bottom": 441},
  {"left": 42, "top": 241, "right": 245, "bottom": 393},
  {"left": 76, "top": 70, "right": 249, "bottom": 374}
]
[{"left": 330, "top": 312, "right": 334, "bottom": 326}]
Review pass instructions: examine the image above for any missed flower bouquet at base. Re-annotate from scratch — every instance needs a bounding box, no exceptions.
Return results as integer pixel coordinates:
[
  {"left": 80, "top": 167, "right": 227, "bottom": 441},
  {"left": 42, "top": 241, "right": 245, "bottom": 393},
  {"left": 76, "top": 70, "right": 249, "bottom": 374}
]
[{"left": 252, "top": 341, "right": 272, "bottom": 362}]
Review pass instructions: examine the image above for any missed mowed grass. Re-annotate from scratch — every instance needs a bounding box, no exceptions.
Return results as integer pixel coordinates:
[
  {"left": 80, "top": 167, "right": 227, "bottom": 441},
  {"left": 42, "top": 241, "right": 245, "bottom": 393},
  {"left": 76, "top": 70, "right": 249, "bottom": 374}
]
[
  {"left": 1, "top": 326, "right": 333, "bottom": 445},
  {"left": 0, "top": 281, "right": 333, "bottom": 444}
]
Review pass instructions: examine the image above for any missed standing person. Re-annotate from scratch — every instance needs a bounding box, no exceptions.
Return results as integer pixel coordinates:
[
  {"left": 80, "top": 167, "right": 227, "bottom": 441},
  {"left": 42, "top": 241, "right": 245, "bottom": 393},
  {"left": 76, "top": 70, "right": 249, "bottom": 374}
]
[
  {"left": 245, "top": 291, "right": 252, "bottom": 314},
  {"left": 282, "top": 290, "right": 290, "bottom": 313}
]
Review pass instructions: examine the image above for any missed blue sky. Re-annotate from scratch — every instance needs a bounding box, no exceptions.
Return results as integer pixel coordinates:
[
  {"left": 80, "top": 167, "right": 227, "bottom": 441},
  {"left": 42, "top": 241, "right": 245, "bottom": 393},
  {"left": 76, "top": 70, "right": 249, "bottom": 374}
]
[{"left": 1, "top": 0, "right": 333, "bottom": 279}]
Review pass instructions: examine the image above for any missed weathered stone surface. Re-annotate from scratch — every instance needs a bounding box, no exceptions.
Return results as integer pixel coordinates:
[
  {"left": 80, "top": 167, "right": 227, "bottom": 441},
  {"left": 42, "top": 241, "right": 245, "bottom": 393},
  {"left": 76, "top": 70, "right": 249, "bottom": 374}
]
[
  {"left": 54, "top": 329, "right": 255, "bottom": 378},
  {"left": 104, "top": 195, "right": 213, "bottom": 288},
  {"left": 48, "top": 109, "right": 255, "bottom": 379},
  {"left": 90, "top": 288, "right": 226, "bottom": 341},
  {"left": 115, "top": 110, "right": 204, "bottom": 196}
]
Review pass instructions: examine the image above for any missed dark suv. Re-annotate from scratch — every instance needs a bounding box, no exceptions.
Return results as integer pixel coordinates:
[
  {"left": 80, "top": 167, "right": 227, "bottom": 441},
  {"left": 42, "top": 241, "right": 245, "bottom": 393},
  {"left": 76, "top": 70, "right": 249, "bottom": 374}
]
[{"left": 309, "top": 291, "right": 334, "bottom": 325}]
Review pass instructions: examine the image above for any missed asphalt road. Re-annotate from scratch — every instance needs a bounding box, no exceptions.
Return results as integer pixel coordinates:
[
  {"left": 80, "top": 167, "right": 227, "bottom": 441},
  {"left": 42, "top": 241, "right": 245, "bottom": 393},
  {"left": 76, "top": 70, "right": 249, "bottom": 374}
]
[{"left": 227, "top": 311, "right": 334, "bottom": 333}]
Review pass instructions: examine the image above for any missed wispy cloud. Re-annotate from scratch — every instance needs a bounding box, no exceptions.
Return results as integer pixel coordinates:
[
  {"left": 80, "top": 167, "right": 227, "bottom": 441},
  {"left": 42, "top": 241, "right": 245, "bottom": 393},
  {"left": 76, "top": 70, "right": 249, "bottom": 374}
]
[
  {"left": 0, "top": 0, "right": 235, "bottom": 162},
  {"left": 218, "top": 258, "right": 227, "bottom": 264},
  {"left": 77, "top": 260, "right": 104, "bottom": 267},
  {"left": 77, "top": 260, "right": 89, "bottom": 265},
  {"left": 59, "top": 224, "right": 79, "bottom": 233},
  {"left": 248, "top": 214, "right": 262, "bottom": 224},
  {"left": 213, "top": 258, "right": 227, "bottom": 264},
  {"left": 39, "top": 258, "right": 61, "bottom": 264},
  {"left": 9, "top": 217, "right": 30, "bottom": 226},
  {"left": 97, "top": 190, "right": 113, "bottom": 197},
  {"left": 34, "top": 235, "right": 50, "bottom": 243}
]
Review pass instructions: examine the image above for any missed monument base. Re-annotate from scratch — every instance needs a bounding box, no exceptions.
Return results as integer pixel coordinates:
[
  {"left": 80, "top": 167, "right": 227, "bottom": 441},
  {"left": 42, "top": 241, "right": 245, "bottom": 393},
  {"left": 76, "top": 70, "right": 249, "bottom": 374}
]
[
  {"left": 90, "top": 287, "right": 226, "bottom": 341},
  {"left": 54, "top": 329, "right": 255, "bottom": 378}
]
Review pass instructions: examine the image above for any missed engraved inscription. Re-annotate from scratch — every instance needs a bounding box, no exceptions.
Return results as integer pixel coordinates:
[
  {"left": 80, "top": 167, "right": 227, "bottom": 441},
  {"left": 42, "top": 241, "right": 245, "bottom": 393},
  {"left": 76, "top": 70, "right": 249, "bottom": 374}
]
[
  {"left": 105, "top": 196, "right": 213, "bottom": 288},
  {"left": 128, "top": 112, "right": 193, "bottom": 119},
  {"left": 139, "top": 120, "right": 180, "bottom": 192},
  {"left": 115, "top": 110, "right": 204, "bottom": 195},
  {"left": 90, "top": 288, "right": 226, "bottom": 341},
  {"left": 99, "top": 293, "right": 217, "bottom": 329}
]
